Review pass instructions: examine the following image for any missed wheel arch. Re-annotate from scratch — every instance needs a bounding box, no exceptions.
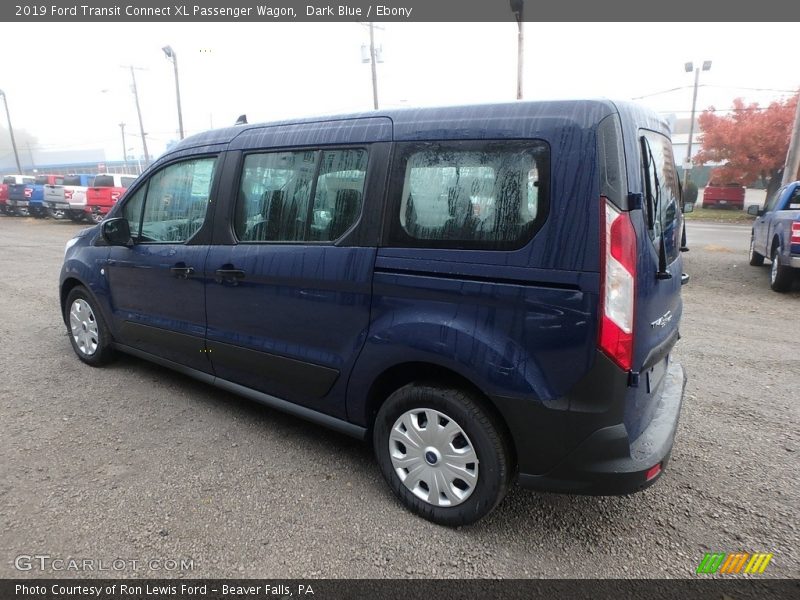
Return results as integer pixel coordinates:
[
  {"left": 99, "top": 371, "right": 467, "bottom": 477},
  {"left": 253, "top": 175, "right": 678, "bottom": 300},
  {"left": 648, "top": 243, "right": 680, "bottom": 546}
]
[
  {"left": 60, "top": 277, "right": 84, "bottom": 324},
  {"left": 360, "top": 361, "right": 517, "bottom": 466},
  {"left": 771, "top": 233, "right": 782, "bottom": 256}
]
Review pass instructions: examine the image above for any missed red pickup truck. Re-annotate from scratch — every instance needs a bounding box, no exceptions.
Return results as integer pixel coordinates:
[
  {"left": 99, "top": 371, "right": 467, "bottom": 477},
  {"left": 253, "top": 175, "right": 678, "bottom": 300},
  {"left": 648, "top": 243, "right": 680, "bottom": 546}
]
[
  {"left": 702, "top": 181, "right": 746, "bottom": 209},
  {"left": 85, "top": 173, "right": 138, "bottom": 223}
]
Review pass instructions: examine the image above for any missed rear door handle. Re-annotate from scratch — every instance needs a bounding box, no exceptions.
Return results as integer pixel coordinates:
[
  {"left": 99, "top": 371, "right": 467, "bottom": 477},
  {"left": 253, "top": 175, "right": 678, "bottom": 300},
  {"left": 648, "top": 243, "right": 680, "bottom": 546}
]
[
  {"left": 215, "top": 268, "right": 246, "bottom": 284},
  {"left": 170, "top": 264, "right": 195, "bottom": 279}
]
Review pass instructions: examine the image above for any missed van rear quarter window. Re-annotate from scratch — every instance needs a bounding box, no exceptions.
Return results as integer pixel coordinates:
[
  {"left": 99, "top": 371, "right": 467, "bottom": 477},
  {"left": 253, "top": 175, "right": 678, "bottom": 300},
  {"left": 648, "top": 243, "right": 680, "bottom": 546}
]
[
  {"left": 388, "top": 141, "right": 550, "bottom": 249},
  {"left": 640, "top": 130, "right": 682, "bottom": 263}
]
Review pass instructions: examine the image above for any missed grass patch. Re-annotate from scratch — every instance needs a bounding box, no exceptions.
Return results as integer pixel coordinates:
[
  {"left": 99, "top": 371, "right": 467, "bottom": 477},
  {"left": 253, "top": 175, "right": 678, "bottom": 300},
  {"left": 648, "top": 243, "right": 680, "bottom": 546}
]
[{"left": 684, "top": 207, "right": 756, "bottom": 223}]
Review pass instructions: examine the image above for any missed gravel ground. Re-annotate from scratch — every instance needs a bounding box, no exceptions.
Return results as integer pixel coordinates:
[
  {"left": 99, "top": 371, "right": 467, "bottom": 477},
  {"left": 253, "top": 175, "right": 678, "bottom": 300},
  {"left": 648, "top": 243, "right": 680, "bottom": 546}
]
[{"left": 0, "top": 216, "right": 797, "bottom": 579}]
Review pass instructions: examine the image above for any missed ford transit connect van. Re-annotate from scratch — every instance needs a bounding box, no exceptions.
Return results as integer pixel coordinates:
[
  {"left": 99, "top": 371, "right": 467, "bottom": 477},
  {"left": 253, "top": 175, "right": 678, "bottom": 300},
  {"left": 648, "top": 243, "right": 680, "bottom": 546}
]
[{"left": 60, "top": 100, "right": 688, "bottom": 525}]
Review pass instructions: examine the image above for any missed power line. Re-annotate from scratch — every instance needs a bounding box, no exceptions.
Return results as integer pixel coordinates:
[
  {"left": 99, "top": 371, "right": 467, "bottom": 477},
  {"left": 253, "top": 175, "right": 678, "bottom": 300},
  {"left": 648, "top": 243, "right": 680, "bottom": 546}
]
[{"left": 632, "top": 84, "right": 798, "bottom": 100}]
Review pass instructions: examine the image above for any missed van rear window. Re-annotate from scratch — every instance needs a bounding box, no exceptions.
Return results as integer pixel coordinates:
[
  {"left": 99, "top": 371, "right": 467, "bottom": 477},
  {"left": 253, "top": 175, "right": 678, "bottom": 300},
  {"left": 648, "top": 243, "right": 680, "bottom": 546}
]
[{"left": 389, "top": 141, "right": 549, "bottom": 249}]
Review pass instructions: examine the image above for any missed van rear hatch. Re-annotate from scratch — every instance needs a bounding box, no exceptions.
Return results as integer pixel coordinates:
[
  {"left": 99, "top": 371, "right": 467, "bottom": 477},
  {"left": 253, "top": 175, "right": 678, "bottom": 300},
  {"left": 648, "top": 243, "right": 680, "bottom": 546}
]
[{"left": 594, "top": 112, "right": 685, "bottom": 443}]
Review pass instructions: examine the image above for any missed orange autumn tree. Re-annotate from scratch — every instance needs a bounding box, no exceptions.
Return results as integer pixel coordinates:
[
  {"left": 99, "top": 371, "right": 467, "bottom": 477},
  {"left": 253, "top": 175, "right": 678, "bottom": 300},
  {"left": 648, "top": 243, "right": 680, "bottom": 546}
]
[{"left": 694, "top": 94, "right": 798, "bottom": 199}]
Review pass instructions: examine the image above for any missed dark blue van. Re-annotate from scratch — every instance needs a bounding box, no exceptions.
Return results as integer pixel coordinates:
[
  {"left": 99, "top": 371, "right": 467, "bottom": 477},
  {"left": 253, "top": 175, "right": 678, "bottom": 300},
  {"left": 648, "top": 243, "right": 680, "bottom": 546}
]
[{"left": 60, "top": 100, "right": 688, "bottom": 525}]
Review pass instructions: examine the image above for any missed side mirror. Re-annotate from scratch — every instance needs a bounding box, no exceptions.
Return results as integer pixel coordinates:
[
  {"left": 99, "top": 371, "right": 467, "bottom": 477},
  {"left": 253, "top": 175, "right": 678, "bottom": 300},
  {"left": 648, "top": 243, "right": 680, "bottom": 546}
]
[
  {"left": 102, "top": 218, "right": 133, "bottom": 246},
  {"left": 683, "top": 202, "right": 694, "bottom": 214},
  {"left": 746, "top": 205, "right": 762, "bottom": 216}
]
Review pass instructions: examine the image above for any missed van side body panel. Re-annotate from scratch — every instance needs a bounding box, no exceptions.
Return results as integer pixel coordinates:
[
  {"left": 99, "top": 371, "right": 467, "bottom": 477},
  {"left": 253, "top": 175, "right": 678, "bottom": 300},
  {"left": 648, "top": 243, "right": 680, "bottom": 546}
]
[{"left": 60, "top": 100, "right": 686, "bottom": 502}]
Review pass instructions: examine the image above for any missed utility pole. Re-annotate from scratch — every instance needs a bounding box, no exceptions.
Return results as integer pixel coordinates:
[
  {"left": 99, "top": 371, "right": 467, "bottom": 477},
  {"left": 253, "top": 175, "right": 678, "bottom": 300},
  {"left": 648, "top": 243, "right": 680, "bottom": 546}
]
[
  {"left": 124, "top": 65, "right": 150, "bottom": 165},
  {"left": 119, "top": 123, "right": 129, "bottom": 172},
  {"left": 0, "top": 89, "right": 23, "bottom": 173},
  {"left": 510, "top": 0, "right": 524, "bottom": 100},
  {"left": 682, "top": 60, "right": 711, "bottom": 193},
  {"left": 781, "top": 91, "right": 800, "bottom": 185}
]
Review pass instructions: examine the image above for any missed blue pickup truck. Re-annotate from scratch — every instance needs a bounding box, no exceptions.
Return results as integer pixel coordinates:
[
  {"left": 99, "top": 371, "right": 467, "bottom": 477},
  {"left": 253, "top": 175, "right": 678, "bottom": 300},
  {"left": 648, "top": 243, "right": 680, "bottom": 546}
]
[{"left": 748, "top": 182, "right": 800, "bottom": 292}]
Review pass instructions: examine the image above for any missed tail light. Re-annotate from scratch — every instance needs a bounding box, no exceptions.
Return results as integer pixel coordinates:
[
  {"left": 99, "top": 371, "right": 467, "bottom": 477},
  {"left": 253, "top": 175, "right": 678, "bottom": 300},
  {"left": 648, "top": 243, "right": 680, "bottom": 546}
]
[
  {"left": 599, "top": 197, "right": 637, "bottom": 371},
  {"left": 791, "top": 222, "right": 800, "bottom": 245}
]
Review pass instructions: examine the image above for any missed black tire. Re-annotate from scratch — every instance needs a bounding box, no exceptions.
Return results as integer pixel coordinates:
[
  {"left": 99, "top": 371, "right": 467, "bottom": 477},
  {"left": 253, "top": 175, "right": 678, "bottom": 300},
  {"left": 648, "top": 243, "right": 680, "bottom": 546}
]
[
  {"left": 373, "top": 382, "right": 513, "bottom": 526},
  {"left": 64, "top": 286, "right": 116, "bottom": 366},
  {"left": 749, "top": 234, "right": 764, "bottom": 266},
  {"left": 770, "top": 246, "right": 793, "bottom": 293}
]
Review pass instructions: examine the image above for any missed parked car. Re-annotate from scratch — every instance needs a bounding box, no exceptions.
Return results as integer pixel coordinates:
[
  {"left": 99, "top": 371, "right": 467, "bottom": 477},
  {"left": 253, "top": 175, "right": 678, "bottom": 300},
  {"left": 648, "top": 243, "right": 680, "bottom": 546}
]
[
  {"left": 0, "top": 181, "right": 8, "bottom": 215},
  {"left": 84, "top": 173, "right": 138, "bottom": 223},
  {"left": 23, "top": 174, "right": 65, "bottom": 218},
  {"left": 6, "top": 175, "right": 35, "bottom": 216},
  {"left": 54, "top": 174, "right": 95, "bottom": 222},
  {"left": 702, "top": 181, "right": 746, "bottom": 209},
  {"left": 748, "top": 181, "right": 800, "bottom": 292},
  {"left": 60, "top": 100, "right": 688, "bottom": 526}
]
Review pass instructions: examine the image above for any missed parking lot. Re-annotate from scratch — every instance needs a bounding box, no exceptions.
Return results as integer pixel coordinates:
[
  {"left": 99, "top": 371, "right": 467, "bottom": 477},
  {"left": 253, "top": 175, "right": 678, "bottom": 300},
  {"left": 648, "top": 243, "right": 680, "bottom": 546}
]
[{"left": 0, "top": 216, "right": 797, "bottom": 579}]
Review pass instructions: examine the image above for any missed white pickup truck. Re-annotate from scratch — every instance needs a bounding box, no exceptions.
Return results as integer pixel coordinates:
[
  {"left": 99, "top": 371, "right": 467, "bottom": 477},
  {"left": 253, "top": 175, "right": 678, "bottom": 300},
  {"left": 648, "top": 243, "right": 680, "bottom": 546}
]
[{"left": 61, "top": 174, "right": 95, "bottom": 222}]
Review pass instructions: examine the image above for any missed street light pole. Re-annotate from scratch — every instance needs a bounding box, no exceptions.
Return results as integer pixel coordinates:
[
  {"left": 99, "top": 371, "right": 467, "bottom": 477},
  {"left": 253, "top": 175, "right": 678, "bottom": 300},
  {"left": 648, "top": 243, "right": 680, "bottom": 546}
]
[
  {"left": 369, "top": 23, "right": 379, "bottom": 110},
  {"left": 682, "top": 60, "right": 711, "bottom": 193},
  {"left": 162, "top": 45, "right": 185, "bottom": 140},
  {"left": 510, "top": 0, "right": 524, "bottom": 100},
  {"left": 0, "top": 89, "right": 23, "bottom": 173}
]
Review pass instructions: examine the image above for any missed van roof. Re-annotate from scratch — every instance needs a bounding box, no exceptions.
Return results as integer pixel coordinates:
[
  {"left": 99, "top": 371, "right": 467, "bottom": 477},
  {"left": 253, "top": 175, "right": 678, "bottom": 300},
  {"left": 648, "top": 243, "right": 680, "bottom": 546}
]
[{"left": 168, "top": 99, "right": 669, "bottom": 154}]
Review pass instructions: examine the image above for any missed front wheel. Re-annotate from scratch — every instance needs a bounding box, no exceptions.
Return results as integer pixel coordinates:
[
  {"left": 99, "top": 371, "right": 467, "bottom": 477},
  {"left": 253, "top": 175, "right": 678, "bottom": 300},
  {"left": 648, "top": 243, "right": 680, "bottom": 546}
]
[
  {"left": 770, "top": 247, "right": 793, "bottom": 292},
  {"left": 373, "top": 383, "right": 513, "bottom": 526},
  {"left": 749, "top": 235, "right": 764, "bottom": 266},
  {"left": 64, "top": 286, "right": 115, "bottom": 366}
]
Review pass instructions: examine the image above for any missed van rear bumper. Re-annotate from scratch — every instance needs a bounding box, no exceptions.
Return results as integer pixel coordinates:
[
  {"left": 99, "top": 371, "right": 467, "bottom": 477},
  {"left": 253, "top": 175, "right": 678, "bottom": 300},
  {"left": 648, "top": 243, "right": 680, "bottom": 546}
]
[{"left": 518, "top": 360, "right": 686, "bottom": 495}]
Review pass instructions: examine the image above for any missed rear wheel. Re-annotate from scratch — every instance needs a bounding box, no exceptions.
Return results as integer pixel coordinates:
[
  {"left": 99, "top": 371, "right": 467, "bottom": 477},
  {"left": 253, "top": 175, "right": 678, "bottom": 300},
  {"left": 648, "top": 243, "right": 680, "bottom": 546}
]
[
  {"left": 770, "top": 246, "right": 793, "bottom": 292},
  {"left": 90, "top": 212, "right": 104, "bottom": 224},
  {"left": 749, "top": 235, "right": 764, "bottom": 266},
  {"left": 373, "top": 382, "right": 512, "bottom": 526},
  {"left": 64, "top": 286, "right": 115, "bottom": 366}
]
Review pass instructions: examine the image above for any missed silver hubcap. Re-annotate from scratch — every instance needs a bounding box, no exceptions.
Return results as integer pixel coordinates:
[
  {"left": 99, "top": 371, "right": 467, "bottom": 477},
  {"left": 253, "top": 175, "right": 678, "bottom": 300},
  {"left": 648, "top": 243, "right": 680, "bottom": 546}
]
[
  {"left": 389, "top": 408, "right": 479, "bottom": 507},
  {"left": 771, "top": 252, "right": 779, "bottom": 283},
  {"left": 69, "top": 299, "right": 99, "bottom": 356}
]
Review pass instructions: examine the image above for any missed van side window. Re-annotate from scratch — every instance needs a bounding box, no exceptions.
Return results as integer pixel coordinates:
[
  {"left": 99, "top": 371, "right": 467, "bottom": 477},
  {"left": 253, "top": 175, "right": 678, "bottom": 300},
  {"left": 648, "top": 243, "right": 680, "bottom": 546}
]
[
  {"left": 640, "top": 131, "right": 681, "bottom": 263},
  {"left": 124, "top": 157, "right": 217, "bottom": 243},
  {"left": 389, "top": 141, "right": 549, "bottom": 249},
  {"left": 235, "top": 149, "right": 367, "bottom": 243}
]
